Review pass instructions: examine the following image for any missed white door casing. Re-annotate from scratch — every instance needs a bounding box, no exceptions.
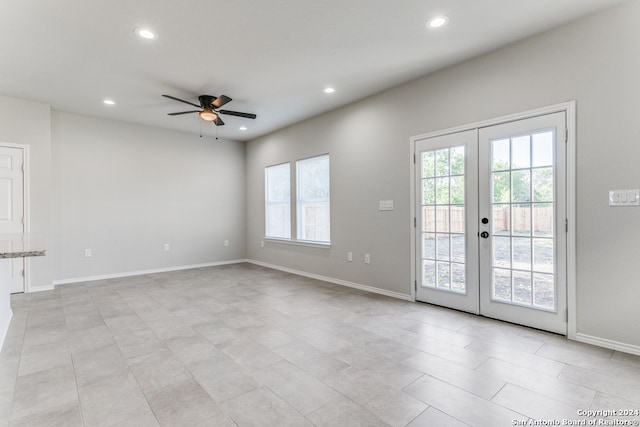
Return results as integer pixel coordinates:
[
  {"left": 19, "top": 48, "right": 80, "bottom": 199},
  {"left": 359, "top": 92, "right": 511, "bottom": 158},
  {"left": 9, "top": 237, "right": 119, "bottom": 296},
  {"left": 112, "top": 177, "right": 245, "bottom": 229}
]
[{"left": 0, "top": 145, "right": 26, "bottom": 293}]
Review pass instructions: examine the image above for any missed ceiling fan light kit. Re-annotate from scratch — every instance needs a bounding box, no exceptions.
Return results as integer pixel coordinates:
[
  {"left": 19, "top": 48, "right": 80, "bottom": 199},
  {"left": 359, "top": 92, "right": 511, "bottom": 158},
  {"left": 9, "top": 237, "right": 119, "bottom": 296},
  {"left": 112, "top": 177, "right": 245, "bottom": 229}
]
[
  {"left": 199, "top": 109, "right": 217, "bottom": 122},
  {"left": 163, "top": 94, "right": 257, "bottom": 127}
]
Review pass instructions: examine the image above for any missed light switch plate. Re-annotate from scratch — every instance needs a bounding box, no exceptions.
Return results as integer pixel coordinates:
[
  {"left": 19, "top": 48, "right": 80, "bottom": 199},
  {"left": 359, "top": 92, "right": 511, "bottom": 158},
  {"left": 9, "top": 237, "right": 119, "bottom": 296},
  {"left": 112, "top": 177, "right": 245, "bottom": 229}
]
[
  {"left": 379, "top": 200, "right": 394, "bottom": 211},
  {"left": 609, "top": 189, "right": 640, "bottom": 207}
]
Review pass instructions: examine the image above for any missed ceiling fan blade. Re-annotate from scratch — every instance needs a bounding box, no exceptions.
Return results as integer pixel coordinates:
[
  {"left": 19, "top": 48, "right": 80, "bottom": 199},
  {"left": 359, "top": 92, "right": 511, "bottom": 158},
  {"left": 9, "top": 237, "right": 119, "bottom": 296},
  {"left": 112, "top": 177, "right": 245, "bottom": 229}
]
[
  {"left": 162, "top": 94, "right": 201, "bottom": 108},
  {"left": 213, "top": 116, "right": 225, "bottom": 126},
  {"left": 168, "top": 110, "right": 201, "bottom": 116},
  {"left": 212, "top": 95, "right": 232, "bottom": 108},
  {"left": 219, "top": 109, "right": 257, "bottom": 119}
]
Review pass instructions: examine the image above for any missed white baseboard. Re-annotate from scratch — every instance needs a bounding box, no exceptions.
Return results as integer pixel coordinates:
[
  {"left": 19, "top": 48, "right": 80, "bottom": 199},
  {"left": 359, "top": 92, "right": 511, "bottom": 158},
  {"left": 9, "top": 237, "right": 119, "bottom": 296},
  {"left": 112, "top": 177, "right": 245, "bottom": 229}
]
[
  {"left": 28, "top": 284, "right": 55, "bottom": 292},
  {"left": 247, "top": 259, "right": 413, "bottom": 302},
  {"left": 574, "top": 332, "right": 640, "bottom": 356},
  {"left": 52, "top": 259, "right": 248, "bottom": 287},
  {"left": 0, "top": 308, "right": 13, "bottom": 353}
]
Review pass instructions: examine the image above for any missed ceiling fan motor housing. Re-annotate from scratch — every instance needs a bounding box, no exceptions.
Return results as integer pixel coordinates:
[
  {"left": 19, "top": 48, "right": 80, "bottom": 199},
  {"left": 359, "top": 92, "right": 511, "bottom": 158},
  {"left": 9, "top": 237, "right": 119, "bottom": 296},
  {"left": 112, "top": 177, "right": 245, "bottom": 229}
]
[{"left": 199, "top": 95, "right": 216, "bottom": 108}]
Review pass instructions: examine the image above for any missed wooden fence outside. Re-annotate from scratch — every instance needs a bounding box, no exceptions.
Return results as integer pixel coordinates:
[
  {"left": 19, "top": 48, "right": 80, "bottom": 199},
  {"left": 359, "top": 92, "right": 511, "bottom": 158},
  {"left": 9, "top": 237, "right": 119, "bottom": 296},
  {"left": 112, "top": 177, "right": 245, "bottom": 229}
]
[{"left": 423, "top": 205, "right": 553, "bottom": 234}]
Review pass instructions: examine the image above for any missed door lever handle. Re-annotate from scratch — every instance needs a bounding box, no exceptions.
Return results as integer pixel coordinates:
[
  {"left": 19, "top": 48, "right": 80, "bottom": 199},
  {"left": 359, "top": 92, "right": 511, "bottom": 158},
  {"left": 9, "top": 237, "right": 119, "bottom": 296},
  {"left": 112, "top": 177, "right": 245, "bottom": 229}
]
[{"left": 480, "top": 231, "right": 489, "bottom": 238}]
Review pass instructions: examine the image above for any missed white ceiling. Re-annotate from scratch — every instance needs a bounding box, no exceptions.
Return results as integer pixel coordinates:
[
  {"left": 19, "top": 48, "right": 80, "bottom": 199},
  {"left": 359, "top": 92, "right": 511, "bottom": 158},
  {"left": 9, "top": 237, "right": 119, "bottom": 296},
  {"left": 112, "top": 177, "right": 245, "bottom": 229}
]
[{"left": 0, "top": 0, "right": 623, "bottom": 142}]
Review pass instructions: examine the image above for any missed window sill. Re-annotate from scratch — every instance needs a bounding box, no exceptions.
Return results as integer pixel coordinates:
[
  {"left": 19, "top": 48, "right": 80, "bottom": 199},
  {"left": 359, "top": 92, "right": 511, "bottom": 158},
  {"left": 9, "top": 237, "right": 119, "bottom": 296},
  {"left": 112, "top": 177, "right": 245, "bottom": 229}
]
[{"left": 263, "top": 237, "right": 331, "bottom": 249}]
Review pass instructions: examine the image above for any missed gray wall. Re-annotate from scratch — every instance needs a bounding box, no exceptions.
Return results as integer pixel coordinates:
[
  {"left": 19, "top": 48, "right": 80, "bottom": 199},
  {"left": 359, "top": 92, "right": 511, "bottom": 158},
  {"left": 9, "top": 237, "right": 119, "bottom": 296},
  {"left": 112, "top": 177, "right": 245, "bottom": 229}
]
[
  {"left": 246, "top": 1, "right": 640, "bottom": 347},
  {"left": 0, "top": 98, "right": 246, "bottom": 286},
  {"left": 51, "top": 112, "right": 246, "bottom": 281}
]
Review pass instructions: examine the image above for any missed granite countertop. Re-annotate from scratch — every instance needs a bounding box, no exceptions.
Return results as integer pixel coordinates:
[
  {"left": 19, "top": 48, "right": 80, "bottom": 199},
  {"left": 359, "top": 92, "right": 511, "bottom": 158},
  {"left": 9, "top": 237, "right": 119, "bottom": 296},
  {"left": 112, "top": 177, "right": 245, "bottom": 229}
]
[{"left": 0, "top": 234, "right": 46, "bottom": 258}]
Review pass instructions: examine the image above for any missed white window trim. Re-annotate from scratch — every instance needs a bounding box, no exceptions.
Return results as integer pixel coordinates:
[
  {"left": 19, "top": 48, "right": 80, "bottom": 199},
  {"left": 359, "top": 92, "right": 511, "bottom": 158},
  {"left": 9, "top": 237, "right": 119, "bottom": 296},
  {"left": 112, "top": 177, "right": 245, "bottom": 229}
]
[{"left": 263, "top": 237, "right": 331, "bottom": 249}]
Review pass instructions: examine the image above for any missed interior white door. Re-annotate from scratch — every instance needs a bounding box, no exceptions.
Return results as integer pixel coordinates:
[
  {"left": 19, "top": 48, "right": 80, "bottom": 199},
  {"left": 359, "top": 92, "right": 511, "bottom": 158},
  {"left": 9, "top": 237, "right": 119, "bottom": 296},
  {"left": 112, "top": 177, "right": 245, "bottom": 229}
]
[
  {"left": 479, "top": 112, "right": 567, "bottom": 334},
  {"left": 415, "top": 129, "right": 479, "bottom": 314},
  {"left": 0, "top": 146, "right": 25, "bottom": 294},
  {"left": 415, "top": 112, "right": 567, "bottom": 334}
]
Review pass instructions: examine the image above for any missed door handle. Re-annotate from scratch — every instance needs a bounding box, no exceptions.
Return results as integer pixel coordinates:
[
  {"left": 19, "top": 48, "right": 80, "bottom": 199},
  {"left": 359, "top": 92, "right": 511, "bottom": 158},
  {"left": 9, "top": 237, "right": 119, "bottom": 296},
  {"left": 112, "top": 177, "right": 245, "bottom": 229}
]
[{"left": 480, "top": 231, "right": 489, "bottom": 238}]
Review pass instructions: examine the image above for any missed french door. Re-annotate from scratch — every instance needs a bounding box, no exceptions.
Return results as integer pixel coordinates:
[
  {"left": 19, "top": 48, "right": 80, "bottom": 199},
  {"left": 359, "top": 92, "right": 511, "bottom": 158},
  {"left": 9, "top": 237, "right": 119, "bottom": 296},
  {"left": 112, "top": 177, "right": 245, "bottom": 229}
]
[{"left": 415, "top": 112, "right": 567, "bottom": 334}]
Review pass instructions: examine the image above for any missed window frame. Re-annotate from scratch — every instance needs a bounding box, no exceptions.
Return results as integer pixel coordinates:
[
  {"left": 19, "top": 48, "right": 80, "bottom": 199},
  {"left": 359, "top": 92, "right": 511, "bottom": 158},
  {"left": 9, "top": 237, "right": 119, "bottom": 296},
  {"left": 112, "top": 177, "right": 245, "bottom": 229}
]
[{"left": 263, "top": 154, "right": 331, "bottom": 248}]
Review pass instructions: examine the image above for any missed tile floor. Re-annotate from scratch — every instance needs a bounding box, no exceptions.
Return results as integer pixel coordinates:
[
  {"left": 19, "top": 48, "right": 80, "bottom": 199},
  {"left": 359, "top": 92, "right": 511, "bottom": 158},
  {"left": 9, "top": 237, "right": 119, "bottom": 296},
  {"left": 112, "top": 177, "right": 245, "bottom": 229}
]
[{"left": 1, "top": 263, "right": 639, "bottom": 427}]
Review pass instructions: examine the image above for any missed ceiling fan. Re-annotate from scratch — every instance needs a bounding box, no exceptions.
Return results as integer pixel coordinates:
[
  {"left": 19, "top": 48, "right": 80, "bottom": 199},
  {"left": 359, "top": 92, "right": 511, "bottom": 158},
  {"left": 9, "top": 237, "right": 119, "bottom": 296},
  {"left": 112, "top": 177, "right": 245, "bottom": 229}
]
[{"left": 162, "top": 94, "right": 256, "bottom": 126}]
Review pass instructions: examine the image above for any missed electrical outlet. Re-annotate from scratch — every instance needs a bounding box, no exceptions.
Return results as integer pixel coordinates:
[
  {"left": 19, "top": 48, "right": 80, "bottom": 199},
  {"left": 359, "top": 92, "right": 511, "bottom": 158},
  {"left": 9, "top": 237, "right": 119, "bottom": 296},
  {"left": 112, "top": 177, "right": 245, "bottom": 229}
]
[
  {"left": 347, "top": 252, "right": 353, "bottom": 262},
  {"left": 164, "top": 243, "right": 170, "bottom": 252},
  {"left": 84, "top": 249, "right": 92, "bottom": 258},
  {"left": 364, "top": 254, "right": 371, "bottom": 264},
  {"left": 224, "top": 240, "right": 229, "bottom": 247}
]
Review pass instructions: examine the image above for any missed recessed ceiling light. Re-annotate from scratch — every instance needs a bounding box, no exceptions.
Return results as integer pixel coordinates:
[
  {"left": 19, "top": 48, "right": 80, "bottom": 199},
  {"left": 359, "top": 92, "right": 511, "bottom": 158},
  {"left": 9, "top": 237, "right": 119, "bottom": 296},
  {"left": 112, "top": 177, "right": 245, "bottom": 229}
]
[
  {"left": 323, "top": 87, "right": 335, "bottom": 94},
  {"left": 135, "top": 28, "right": 157, "bottom": 39},
  {"left": 103, "top": 99, "right": 115, "bottom": 105},
  {"left": 428, "top": 16, "right": 449, "bottom": 29},
  {"left": 239, "top": 126, "right": 247, "bottom": 131}
]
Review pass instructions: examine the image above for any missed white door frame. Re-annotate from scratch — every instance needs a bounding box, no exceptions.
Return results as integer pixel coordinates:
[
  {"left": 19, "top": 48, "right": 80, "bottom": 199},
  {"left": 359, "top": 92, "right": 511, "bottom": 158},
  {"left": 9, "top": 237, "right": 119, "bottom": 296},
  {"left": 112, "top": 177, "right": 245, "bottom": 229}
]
[
  {"left": 0, "top": 142, "right": 31, "bottom": 293},
  {"left": 409, "top": 101, "right": 577, "bottom": 339}
]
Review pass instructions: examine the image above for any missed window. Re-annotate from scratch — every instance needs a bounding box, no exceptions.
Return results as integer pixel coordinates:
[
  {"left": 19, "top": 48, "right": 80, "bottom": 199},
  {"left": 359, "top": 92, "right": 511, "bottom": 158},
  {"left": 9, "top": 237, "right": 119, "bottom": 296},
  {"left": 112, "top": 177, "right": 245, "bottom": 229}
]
[
  {"left": 265, "top": 162, "right": 291, "bottom": 239},
  {"left": 297, "top": 154, "right": 330, "bottom": 243},
  {"left": 264, "top": 154, "right": 331, "bottom": 245}
]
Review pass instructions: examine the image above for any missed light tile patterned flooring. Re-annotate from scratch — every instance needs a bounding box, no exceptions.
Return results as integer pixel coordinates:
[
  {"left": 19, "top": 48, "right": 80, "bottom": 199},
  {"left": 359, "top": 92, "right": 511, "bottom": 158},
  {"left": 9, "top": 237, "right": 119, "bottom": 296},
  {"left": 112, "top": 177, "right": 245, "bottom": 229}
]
[{"left": 1, "top": 263, "right": 639, "bottom": 426}]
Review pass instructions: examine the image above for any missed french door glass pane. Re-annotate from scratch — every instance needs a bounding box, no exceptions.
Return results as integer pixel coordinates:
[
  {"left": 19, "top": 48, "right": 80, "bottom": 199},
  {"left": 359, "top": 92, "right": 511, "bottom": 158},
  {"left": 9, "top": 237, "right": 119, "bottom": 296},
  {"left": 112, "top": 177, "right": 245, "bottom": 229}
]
[
  {"left": 437, "top": 262, "right": 451, "bottom": 288},
  {"left": 436, "top": 234, "right": 450, "bottom": 261},
  {"left": 420, "top": 146, "right": 466, "bottom": 293},
  {"left": 492, "top": 139, "right": 510, "bottom": 170},
  {"left": 512, "top": 204, "right": 531, "bottom": 236},
  {"left": 513, "top": 271, "right": 532, "bottom": 304},
  {"left": 490, "top": 132, "right": 556, "bottom": 310},
  {"left": 533, "top": 203, "right": 553, "bottom": 237},
  {"left": 493, "top": 236, "right": 511, "bottom": 268},
  {"left": 512, "top": 135, "right": 531, "bottom": 169},
  {"left": 533, "top": 168, "right": 553, "bottom": 202},
  {"left": 493, "top": 172, "right": 511, "bottom": 203},
  {"left": 511, "top": 171, "right": 531, "bottom": 202},
  {"left": 532, "top": 132, "right": 554, "bottom": 167},
  {"left": 423, "top": 179, "right": 435, "bottom": 204},
  {"left": 423, "top": 206, "right": 436, "bottom": 231},
  {"left": 492, "top": 204, "right": 510, "bottom": 235},
  {"left": 451, "top": 263, "right": 465, "bottom": 292},
  {"left": 533, "top": 238, "right": 554, "bottom": 273},
  {"left": 422, "top": 152, "right": 435, "bottom": 177},
  {"left": 512, "top": 237, "right": 531, "bottom": 270},
  {"left": 451, "top": 147, "right": 465, "bottom": 175},
  {"left": 451, "top": 234, "right": 465, "bottom": 263},
  {"left": 436, "top": 206, "right": 450, "bottom": 232},
  {"left": 436, "top": 149, "right": 450, "bottom": 176},
  {"left": 423, "top": 233, "right": 435, "bottom": 259},
  {"left": 423, "top": 260, "right": 435, "bottom": 287},
  {"left": 451, "top": 207, "right": 465, "bottom": 233},
  {"left": 450, "top": 176, "right": 465, "bottom": 204},
  {"left": 436, "top": 178, "right": 450, "bottom": 205},
  {"left": 493, "top": 268, "right": 512, "bottom": 301},
  {"left": 533, "top": 273, "right": 555, "bottom": 309}
]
